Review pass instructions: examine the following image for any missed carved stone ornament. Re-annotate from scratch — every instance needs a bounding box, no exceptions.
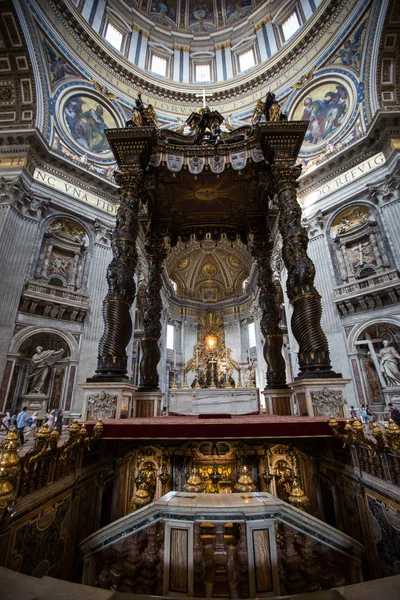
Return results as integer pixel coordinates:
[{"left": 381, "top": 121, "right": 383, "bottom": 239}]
[
  {"left": 87, "top": 390, "right": 117, "bottom": 419},
  {"left": 311, "top": 387, "right": 344, "bottom": 417}
]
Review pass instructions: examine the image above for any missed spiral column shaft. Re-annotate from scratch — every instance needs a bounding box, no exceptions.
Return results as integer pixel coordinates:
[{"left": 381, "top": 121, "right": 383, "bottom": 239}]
[
  {"left": 139, "top": 233, "right": 167, "bottom": 391},
  {"left": 251, "top": 233, "right": 288, "bottom": 388},
  {"left": 93, "top": 172, "right": 142, "bottom": 380},
  {"left": 274, "top": 166, "right": 337, "bottom": 379}
]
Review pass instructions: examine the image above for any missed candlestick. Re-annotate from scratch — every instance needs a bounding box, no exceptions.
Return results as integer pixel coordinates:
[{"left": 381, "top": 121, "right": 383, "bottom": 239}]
[
  {"left": 174, "top": 349, "right": 176, "bottom": 369},
  {"left": 196, "top": 348, "right": 199, "bottom": 369}
]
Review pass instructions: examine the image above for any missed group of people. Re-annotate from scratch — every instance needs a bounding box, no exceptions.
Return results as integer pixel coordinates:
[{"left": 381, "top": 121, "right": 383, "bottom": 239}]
[
  {"left": 1, "top": 407, "right": 64, "bottom": 445},
  {"left": 349, "top": 402, "right": 400, "bottom": 428}
]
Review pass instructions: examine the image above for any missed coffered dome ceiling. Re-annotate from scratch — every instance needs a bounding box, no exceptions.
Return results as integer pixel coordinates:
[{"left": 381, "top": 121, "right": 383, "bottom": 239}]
[{"left": 166, "top": 237, "right": 252, "bottom": 303}]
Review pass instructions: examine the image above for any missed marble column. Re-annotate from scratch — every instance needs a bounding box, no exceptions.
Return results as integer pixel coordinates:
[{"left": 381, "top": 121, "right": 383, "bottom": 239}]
[
  {"left": 274, "top": 166, "right": 337, "bottom": 379},
  {"left": 91, "top": 172, "right": 142, "bottom": 381},
  {"left": 139, "top": 233, "right": 167, "bottom": 391}
]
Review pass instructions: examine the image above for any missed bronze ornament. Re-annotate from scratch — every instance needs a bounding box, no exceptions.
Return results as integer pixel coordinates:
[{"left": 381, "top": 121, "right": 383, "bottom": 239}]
[
  {"left": 249, "top": 224, "right": 288, "bottom": 389},
  {"left": 139, "top": 231, "right": 168, "bottom": 391},
  {"left": 274, "top": 166, "right": 338, "bottom": 379}
]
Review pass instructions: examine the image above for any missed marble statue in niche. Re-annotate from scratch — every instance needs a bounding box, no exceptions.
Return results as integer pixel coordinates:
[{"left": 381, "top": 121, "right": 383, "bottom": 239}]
[
  {"left": 377, "top": 341, "right": 400, "bottom": 387},
  {"left": 27, "top": 346, "right": 65, "bottom": 394},
  {"left": 330, "top": 205, "right": 389, "bottom": 282}
]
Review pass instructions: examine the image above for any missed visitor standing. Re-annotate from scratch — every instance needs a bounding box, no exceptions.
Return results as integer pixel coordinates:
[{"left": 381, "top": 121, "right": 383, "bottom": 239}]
[
  {"left": 47, "top": 410, "right": 56, "bottom": 431},
  {"left": 388, "top": 403, "right": 400, "bottom": 426},
  {"left": 16, "top": 406, "right": 28, "bottom": 445},
  {"left": 55, "top": 409, "right": 64, "bottom": 435}
]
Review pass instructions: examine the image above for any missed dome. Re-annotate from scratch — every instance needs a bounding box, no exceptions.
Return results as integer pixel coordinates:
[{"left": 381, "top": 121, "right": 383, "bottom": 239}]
[{"left": 78, "top": 0, "right": 324, "bottom": 90}]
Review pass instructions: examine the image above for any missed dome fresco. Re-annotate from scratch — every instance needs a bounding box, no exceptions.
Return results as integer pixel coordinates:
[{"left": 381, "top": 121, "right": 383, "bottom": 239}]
[
  {"left": 145, "top": 0, "right": 256, "bottom": 32},
  {"left": 20, "top": 0, "right": 381, "bottom": 180}
]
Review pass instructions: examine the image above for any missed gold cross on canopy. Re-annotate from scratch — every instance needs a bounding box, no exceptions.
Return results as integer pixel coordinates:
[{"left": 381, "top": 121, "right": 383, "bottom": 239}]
[{"left": 195, "top": 88, "right": 214, "bottom": 108}]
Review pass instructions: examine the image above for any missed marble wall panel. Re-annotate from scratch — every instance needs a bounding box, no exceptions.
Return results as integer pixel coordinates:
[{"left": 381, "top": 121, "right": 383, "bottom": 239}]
[
  {"left": 252, "top": 528, "right": 273, "bottom": 593},
  {"left": 169, "top": 528, "right": 188, "bottom": 593}
]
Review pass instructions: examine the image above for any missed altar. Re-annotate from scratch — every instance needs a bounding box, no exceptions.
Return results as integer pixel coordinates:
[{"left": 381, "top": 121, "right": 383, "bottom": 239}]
[{"left": 168, "top": 388, "right": 260, "bottom": 416}]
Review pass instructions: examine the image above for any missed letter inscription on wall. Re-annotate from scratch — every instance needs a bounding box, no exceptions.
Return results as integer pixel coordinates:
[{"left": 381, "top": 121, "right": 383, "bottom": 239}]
[{"left": 33, "top": 168, "right": 118, "bottom": 215}]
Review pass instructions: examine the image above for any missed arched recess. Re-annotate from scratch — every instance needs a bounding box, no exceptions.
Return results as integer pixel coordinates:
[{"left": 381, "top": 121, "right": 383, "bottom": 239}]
[
  {"left": 347, "top": 317, "right": 400, "bottom": 408},
  {"left": 326, "top": 202, "right": 392, "bottom": 287},
  {"left": 1, "top": 327, "right": 79, "bottom": 414},
  {"left": 33, "top": 215, "right": 91, "bottom": 291}
]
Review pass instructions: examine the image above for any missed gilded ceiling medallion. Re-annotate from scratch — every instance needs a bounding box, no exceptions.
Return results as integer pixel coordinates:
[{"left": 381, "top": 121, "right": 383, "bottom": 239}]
[
  {"left": 228, "top": 255, "right": 241, "bottom": 269},
  {"left": 202, "top": 263, "right": 217, "bottom": 278},
  {"left": 195, "top": 188, "right": 219, "bottom": 202},
  {"left": 176, "top": 258, "right": 190, "bottom": 271}
]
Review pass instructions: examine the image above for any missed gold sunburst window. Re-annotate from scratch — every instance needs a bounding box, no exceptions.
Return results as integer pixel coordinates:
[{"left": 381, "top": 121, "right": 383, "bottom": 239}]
[{"left": 205, "top": 335, "right": 218, "bottom": 350}]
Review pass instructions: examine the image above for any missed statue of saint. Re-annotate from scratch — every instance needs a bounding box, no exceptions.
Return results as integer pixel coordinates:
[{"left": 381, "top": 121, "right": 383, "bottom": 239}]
[
  {"left": 27, "top": 346, "right": 65, "bottom": 394},
  {"left": 377, "top": 340, "right": 400, "bottom": 387}
]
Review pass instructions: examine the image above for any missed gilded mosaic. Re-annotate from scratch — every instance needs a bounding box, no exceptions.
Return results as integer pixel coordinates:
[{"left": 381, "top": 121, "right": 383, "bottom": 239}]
[
  {"left": 292, "top": 80, "right": 352, "bottom": 150},
  {"left": 62, "top": 95, "right": 118, "bottom": 155}
]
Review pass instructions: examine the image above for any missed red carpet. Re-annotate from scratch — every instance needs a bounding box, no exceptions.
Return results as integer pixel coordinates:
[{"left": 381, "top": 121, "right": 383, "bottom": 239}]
[{"left": 84, "top": 414, "right": 346, "bottom": 440}]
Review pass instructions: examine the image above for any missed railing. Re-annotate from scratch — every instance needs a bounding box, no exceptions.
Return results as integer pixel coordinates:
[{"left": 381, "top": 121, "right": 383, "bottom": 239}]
[
  {"left": 80, "top": 492, "right": 364, "bottom": 598},
  {"left": 333, "top": 269, "right": 400, "bottom": 298},
  {"left": 329, "top": 417, "right": 400, "bottom": 485},
  {"left": 0, "top": 421, "right": 103, "bottom": 520}
]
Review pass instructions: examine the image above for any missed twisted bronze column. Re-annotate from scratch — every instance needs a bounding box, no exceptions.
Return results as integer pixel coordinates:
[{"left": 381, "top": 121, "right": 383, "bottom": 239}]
[
  {"left": 274, "top": 166, "right": 338, "bottom": 379},
  {"left": 139, "top": 232, "right": 167, "bottom": 391},
  {"left": 91, "top": 171, "right": 142, "bottom": 380},
  {"left": 251, "top": 233, "right": 288, "bottom": 388}
]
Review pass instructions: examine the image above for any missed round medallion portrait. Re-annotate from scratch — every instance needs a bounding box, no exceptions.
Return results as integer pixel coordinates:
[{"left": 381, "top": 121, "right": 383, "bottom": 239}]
[
  {"left": 61, "top": 94, "right": 118, "bottom": 156},
  {"left": 176, "top": 258, "right": 190, "bottom": 271},
  {"left": 202, "top": 263, "right": 217, "bottom": 278},
  {"left": 228, "top": 255, "right": 241, "bottom": 269},
  {"left": 290, "top": 79, "right": 354, "bottom": 153}
]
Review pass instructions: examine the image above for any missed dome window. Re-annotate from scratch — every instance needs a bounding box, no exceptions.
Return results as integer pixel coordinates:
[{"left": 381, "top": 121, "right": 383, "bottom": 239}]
[
  {"left": 248, "top": 321, "right": 256, "bottom": 348},
  {"left": 151, "top": 54, "right": 167, "bottom": 77},
  {"left": 104, "top": 22, "right": 123, "bottom": 51},
  {"left": 238, "top": 48, "right": 256, "bottom": 72},
  {"left": 166, "top": 323, "right": 174, "bottom": 350},
  {"left": 281, "top": 11, "right": 301, "bottom": 41},
  {"left": 195, "top": 63, "right": 211, "bottom": 83}
]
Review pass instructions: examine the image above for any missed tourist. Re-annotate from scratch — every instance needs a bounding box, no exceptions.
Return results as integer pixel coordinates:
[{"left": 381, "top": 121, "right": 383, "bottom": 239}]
[
  {"left": 388, "top": 403, "right": 400, "bottom": 426},
  {"left": 47, "top": 410, "right": 56, "bottom": 431},
  {"left": 0, "top": 411, "right": 10, "bottom": 431},
  {"left": 366, "top": 404, "right": 374, "bottom": 428},
  {"left": 360, "top": 404, "right": 368, "bottom": 426},
  {"left": 55, "top": 409, "right": 64, "bottom": 435},
  {"left": 16, "top": 406, "right": 28, "bottom": 445}
]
